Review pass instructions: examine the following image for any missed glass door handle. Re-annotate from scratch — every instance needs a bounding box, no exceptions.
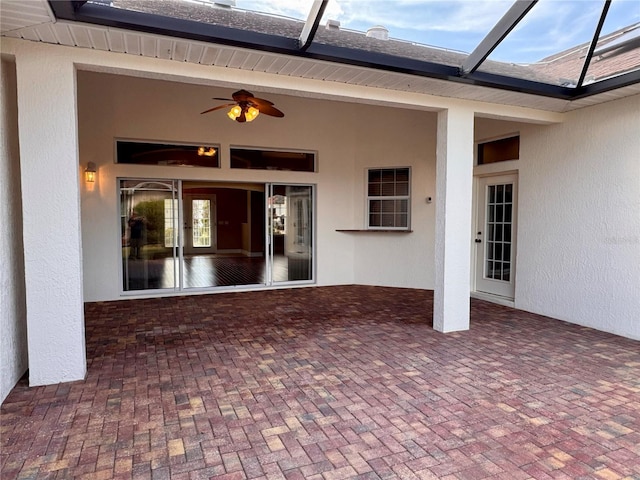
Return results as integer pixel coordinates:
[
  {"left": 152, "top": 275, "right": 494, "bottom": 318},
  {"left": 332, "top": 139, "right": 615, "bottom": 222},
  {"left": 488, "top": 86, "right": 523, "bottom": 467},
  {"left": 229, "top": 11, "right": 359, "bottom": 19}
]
[{"left": 475, "top": 239, "right": 482, "bottom": 243}]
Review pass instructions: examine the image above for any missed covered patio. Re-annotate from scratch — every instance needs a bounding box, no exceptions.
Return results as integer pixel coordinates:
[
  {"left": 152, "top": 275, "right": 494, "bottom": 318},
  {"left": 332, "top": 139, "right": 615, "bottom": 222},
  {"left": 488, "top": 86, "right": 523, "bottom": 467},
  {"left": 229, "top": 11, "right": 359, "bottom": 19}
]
[{"left": 2, "top": 286, "right": 639, "bottom": 479}]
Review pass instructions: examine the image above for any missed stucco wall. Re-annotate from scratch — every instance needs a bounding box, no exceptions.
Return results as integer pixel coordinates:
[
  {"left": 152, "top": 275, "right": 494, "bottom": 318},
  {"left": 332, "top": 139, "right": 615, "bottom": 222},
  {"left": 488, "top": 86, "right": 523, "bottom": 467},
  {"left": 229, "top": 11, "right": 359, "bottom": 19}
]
[
  {"left": 516, "top": 95, "right": 640, "bottom": 340},
  {"left": 473, "top": 107, "right": 640, "bottom": 340},
  {"left": 78, "top": 72, "right": 437, "bottom": 301},
  {"left": 352, "top": 109, "right": 437, "bottom": 288},
  {"left": 0, "top": 59, "right": 28, "bottom": 403}
]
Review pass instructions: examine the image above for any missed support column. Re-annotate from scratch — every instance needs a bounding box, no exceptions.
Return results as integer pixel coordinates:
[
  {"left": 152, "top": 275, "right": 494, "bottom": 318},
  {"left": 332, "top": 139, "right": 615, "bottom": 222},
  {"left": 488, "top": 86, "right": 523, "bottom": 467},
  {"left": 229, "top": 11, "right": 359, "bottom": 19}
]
[
  {"left": 16, "top": 50, "right": 86, "bottom": 385},
  {"left": 434, "top": 107, "right": 474, "bottom": 332}
]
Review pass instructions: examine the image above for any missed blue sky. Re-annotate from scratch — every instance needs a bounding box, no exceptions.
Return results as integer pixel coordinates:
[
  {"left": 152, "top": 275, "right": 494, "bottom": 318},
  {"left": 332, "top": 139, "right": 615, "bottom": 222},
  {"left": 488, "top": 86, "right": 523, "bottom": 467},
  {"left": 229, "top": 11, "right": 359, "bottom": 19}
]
[{"left": 237, "top": 0, "right": 640, "bottom": 63}]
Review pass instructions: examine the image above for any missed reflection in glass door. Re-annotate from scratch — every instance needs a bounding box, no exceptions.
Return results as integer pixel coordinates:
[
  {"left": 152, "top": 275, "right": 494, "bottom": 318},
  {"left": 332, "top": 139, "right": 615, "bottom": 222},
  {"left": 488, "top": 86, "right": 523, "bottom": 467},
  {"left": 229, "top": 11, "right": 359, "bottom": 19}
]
[
  {"left": 268, "top": 185, "right": 313, "bottom": 283},
  {"left": 120, "top": 180, "right": 178, "bottom": 291},
  {"left": 183, "top": 195, "right": 217, "bottom": 256},
  {"left": 182, "top": 183, "right": 265, "bottom": 289}
]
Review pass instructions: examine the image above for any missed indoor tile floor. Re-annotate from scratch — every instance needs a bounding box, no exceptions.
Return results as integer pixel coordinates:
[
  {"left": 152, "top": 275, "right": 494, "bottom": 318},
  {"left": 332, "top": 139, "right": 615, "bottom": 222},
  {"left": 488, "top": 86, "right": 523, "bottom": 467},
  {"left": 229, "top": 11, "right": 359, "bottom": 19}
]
[{"left": 1, "top": 286, "right": 639, "bottom": 480}]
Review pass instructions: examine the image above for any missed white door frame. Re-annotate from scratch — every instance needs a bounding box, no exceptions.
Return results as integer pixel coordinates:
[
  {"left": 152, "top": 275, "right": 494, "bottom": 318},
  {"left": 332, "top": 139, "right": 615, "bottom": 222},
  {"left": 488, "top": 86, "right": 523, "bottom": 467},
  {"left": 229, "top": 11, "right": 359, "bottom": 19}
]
[{"left": 472, "top": 173, "right": 518, "bottom": 301}]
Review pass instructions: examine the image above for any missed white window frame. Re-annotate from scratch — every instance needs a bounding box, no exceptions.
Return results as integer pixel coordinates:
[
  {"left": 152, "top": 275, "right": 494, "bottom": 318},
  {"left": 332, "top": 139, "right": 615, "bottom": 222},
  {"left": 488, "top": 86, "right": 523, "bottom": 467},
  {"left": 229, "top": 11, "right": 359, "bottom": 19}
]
[{"left": 366, "top": 167, "right": 411, "bottom": 230}]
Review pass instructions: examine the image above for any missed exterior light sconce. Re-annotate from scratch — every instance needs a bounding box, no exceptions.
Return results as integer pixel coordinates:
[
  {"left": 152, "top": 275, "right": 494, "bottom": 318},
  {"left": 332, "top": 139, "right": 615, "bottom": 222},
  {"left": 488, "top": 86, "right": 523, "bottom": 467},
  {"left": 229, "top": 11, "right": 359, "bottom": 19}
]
[{"left": 85, "top": 162, "right": 96, "bottom": 183}]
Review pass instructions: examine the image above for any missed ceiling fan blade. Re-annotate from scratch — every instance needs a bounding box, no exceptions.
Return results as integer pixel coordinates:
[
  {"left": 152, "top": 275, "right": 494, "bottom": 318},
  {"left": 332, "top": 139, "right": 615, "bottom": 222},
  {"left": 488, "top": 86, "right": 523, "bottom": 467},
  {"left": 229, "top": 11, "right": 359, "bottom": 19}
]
[
  {"left": 254, "top": 103, "right": 285, "bottom": 117},
  {"left": 247, "top": 96, "right": 274, "bottom": 107},
  {"left": 200, "top": 103, "right": 234, "bottom": 114},
  {"left": 213, "top": 97, "right": 233, "bottom": 101}
]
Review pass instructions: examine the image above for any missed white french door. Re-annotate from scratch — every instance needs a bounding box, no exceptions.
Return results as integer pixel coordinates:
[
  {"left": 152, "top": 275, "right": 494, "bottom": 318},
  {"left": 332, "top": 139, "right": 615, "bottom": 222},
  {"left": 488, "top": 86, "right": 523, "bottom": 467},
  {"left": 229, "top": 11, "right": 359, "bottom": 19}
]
[{"left": 474, "top": 174, "right": 518, "bottom": 298}]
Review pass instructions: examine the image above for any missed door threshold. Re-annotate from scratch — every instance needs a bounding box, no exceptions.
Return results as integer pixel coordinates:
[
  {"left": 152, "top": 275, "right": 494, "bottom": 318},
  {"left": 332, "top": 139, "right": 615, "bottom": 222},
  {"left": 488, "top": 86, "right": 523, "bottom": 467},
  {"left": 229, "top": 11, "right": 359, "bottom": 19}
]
[{"left": 471, "top": 291, "right": 515, "bottom": 308}]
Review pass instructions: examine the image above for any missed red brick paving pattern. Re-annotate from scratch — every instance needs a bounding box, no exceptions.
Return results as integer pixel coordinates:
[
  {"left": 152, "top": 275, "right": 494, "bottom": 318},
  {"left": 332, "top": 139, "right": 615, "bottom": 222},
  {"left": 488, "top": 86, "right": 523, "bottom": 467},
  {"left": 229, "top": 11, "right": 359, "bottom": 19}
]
[{"left": 1, "top": 285, "right": 639, "bottom": 479}]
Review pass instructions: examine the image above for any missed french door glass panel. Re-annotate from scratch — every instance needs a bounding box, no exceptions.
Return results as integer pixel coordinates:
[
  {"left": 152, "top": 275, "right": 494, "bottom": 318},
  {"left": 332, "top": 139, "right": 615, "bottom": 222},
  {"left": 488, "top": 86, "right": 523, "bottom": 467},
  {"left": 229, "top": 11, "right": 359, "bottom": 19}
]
[
  {"left": 485, "top": 183, "right": 513, "bottom": 281},
  {"left": 192, "top": 200, "right": 211, "bottom": 247},
  {"left": 182, "top": 193, "right": 217, "bottom": 257},
  {"left": 120, "top": 180, "right": 178, "bottom": 291},
  {"left": 268, "top": 185, "right": 313, "bottom": 283}
]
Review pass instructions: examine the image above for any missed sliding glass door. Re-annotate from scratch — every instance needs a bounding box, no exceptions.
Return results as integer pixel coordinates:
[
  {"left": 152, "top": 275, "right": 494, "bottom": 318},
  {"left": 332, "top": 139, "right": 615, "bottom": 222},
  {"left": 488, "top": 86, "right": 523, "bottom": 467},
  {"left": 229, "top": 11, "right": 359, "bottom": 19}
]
[
  {"left": 120, "top": 180, "right": 179, "bottom": 291},
  {"left": 120, "top": 179, "right": 313, "bottom": 293},
  {"left": 181, "top": 182, "right": 265, "bottom": 289},
  {"left": 268, "top": 184, "right": 314, "bottom": 284}
]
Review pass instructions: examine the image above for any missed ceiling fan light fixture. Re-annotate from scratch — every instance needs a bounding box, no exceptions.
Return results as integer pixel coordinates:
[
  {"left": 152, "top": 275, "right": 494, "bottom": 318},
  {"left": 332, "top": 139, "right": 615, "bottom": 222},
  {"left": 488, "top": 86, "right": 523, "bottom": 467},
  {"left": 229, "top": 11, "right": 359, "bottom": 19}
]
[
  {"left": 227, "top": 105, "right": 242, "bottom": 121},
  {"left": 202, "top": 89, "right": 283, "bottom": 123},
  {"left": 245, "top": 106, "right": 260, "bottom": 122}
]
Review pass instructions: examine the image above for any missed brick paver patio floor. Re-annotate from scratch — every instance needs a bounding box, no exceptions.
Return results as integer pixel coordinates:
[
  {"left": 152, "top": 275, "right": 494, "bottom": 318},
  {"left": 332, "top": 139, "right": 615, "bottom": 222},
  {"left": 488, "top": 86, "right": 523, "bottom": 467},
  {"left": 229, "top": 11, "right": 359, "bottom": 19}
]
[{"left": 1, "top": 285, "right": 639, "bottom": 479}]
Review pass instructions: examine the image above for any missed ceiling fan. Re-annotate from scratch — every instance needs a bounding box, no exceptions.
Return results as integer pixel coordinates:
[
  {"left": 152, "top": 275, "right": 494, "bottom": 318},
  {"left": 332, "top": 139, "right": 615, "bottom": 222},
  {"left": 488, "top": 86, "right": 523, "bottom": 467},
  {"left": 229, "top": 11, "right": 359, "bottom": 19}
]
[{"left": 201, "top": 89, "right": 285, "bottom": 123}]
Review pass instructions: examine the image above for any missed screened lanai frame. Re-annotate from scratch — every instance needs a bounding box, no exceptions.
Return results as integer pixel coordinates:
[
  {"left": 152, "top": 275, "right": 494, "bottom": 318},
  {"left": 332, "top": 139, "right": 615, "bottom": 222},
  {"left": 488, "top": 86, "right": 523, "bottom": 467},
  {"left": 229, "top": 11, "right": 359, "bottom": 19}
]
[{"left": 49, "top": 0, "right": 640, "bottom": 100}]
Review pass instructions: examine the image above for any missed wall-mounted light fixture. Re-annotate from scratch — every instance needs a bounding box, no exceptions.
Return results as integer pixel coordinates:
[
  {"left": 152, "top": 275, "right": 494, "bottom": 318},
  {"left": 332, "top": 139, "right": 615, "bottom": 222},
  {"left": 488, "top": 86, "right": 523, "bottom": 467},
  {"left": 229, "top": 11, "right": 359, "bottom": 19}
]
[{"left": 85, "top": 162, "right": 96, "bottom": 183}]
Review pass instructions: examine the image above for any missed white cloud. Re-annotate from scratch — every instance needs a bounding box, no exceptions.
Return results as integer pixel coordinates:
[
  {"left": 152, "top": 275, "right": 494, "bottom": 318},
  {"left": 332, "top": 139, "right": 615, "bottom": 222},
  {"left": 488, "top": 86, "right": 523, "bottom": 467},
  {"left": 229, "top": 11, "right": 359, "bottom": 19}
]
[
  {"left": 235, "top": 0, "right": 313, "bottom": 19},
  {"left": 330, "top": 0, "right": 513, "bottom": 33},
  {"left": 237, "top": 0, "right": 511, "bottom": 32}
]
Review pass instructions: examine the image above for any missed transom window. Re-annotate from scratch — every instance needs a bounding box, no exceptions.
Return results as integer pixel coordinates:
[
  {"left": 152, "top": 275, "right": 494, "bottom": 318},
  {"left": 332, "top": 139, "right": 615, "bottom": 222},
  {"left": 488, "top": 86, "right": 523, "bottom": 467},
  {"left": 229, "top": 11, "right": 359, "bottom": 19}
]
[
  {"left": 477, "top": 135, "right": 520, "bottom": 165},
  {"left": 367, "top": 168, "right": 410, "bottom": 230},
  {"left": 230, "top": 148, "right": 316, "bottom": 172},
  {"left": 117, "top": 140, "right": 220, "bottom": 168}
]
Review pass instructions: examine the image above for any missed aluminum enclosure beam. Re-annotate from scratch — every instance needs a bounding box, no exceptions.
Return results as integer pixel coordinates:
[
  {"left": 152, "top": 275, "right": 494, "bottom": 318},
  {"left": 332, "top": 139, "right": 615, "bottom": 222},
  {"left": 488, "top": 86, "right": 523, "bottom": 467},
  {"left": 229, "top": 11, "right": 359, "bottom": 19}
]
[
  {"left": 460, "top": 0, "right": 537, "bottom": 76},
  {"left": 577, "top": 0, "right": 611, "bottom": 88},
  {"left": 299, "top": 0, "right": 328, "bottom": 51},
  {"left": 47, "top": 0, "right": 639, "bottom": 101}
]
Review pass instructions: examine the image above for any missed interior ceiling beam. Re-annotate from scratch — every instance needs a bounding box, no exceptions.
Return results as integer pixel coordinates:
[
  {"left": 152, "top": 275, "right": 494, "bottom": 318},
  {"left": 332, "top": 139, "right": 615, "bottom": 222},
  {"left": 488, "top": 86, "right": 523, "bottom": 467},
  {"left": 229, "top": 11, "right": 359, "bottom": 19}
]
[
  {"left": 577, "top": 0, "right": 611, "bottom": 88},
  {"left": 299, "top": 0, "right": 328, "bottom": 51},
  {"left": 460, "top": 0, "right": 537, "bottom": 76}
]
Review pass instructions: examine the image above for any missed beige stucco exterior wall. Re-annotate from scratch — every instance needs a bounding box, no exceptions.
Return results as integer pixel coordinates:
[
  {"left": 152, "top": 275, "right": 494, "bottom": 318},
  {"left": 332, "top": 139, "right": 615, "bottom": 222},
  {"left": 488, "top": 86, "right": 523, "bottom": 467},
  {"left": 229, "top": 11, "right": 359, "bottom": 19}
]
[
  {"left": 516, "top": 95, "right": 640, "bottom": 340},
  {"left": 0, "top": 58, "right": 28, "bottom": 403},
  {"left": 351, "top": 108, "right": 437, "bottom": 288},
  {"left": 473, "top": 98, "right": 640, "bottom": 340}
]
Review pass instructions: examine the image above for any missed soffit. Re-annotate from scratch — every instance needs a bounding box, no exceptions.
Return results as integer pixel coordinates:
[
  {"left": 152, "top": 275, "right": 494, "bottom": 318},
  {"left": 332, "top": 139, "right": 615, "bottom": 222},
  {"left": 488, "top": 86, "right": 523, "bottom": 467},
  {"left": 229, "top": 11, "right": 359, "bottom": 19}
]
[
  {"left": 0, "top": 0, "right": 55, "bottom": 33},
  {"left": 1, "top": 0, "right": 636, "bottom": 113}
]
